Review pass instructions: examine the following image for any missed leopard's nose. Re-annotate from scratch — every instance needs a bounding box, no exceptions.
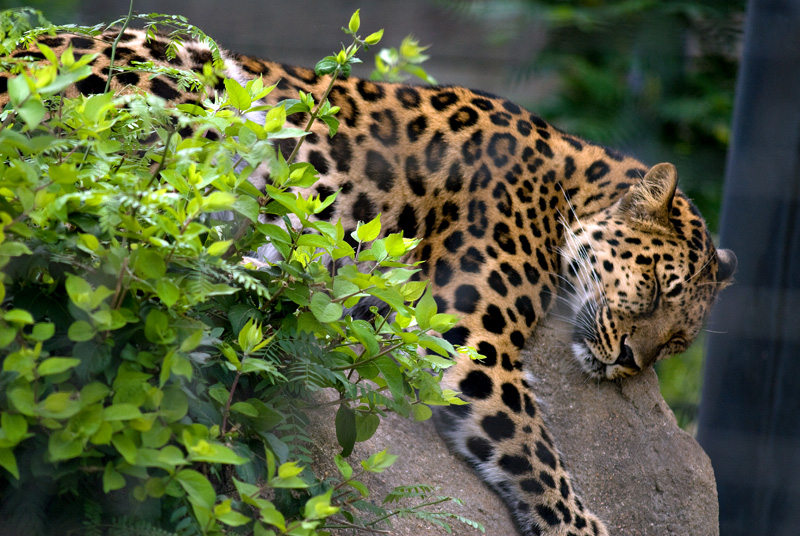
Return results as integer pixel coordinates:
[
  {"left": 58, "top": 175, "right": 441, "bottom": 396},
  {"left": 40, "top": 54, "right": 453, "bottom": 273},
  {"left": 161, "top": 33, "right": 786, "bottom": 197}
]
[{"left": 614, "top": 335, "right": 640, "bottom": 371}]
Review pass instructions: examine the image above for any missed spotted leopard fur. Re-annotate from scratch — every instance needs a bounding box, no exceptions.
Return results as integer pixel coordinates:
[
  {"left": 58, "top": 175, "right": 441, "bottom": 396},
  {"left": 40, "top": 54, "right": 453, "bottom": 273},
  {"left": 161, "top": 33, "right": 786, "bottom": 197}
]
[{"left": 0, "top": 29, "right": 737, "bottom": 536}]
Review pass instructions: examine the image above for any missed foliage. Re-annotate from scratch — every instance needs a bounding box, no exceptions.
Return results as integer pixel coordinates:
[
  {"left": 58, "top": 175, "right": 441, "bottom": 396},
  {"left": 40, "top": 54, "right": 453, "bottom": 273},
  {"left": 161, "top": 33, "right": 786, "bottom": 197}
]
[
  {"left": 0, "top": 8, "right": 479, "bottom": 535},
  {"left": 370, "top": 36, "right": 438, "bottom": 85}
]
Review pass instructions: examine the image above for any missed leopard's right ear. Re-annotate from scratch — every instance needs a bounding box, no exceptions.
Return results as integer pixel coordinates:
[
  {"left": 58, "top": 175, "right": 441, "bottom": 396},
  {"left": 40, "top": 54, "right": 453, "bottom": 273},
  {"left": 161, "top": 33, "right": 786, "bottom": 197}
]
[
  {"left": 716, "top": 248, "right": 738, "bottom": 284},
  {"left": 618, "top": 162, "right": 678, "bottom": 228}
]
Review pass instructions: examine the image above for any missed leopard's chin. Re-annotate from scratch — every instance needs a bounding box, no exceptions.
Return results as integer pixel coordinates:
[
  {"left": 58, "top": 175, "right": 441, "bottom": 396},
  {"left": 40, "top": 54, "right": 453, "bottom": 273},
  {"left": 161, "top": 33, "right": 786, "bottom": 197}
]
[{"left": 570, "top": 341, "right": 638, "bottom": 381}]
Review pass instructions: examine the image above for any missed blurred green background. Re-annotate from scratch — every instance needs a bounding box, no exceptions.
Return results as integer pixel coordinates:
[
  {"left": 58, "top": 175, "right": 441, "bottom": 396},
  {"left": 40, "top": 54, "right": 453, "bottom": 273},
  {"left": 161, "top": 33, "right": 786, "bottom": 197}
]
[{"left": 0, "top": 0, "right": 745, "bottom": 431}]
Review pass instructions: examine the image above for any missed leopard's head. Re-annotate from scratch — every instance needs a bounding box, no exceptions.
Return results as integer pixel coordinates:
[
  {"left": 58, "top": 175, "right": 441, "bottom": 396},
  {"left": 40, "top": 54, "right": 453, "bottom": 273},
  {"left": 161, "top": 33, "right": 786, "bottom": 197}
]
[{"left": 561, "top": 163, "right": 736, "bottom": 380}]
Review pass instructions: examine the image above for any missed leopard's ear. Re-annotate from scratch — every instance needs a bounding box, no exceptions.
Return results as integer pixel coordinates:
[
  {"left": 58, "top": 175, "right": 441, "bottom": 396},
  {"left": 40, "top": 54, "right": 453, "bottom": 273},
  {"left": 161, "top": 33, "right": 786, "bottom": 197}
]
[
  {"left": 716, "top": 248, "right": 738, "bottom": 284},
  {"left": 618, "top": 162, "right": 678, "bottom": 227}
]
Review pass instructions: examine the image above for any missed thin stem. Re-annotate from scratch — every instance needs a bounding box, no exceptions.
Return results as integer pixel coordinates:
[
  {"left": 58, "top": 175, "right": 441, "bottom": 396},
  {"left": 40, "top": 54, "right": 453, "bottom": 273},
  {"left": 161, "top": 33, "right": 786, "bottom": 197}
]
[
  {"left": 323, "top": 520, "right": 390, "bottom": 534},
  {"left": 365, "top": 497, "right": 453, "bottom": 527},
  {"left": 221, "top": 356, "right": 246, "bottom": 435},
  {"left": 145, "top": 130, "right": 175, "bottom": 190},
  {"left": 284, "top": 71, "right": 339, "bottom": 166},
  {"left": 103, "top": 0, "right": 135, "bottom": 94},
  {"left": 331, "top": 342, "right": 406, "bottom": 372},
  {"left": 0, "top": 108, "right": 17, "bottom": 133},
  {"left": 111, "top": 257, "right": 129, "bottom": 310}
]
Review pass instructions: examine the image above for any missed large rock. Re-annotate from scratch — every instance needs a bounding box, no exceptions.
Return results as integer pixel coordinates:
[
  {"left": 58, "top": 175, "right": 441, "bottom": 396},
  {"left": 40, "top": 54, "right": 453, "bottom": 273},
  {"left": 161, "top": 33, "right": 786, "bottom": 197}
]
[{"left": 305, "top": 313, "right": 719, "bottom": 535}]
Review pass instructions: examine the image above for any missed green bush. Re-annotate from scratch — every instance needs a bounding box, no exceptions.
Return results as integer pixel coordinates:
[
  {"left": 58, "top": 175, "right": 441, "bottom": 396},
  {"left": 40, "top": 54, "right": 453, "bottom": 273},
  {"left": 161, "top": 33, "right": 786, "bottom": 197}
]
[{"left": 0, "top": 9, "right": 478, "bottom": 535}]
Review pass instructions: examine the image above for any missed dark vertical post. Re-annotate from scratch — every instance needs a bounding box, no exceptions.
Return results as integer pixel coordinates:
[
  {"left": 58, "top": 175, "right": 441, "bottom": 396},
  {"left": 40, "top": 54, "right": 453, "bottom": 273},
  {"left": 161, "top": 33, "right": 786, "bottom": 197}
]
[{"left": 697, "top": 1, "right": 800, "bottom": 535}]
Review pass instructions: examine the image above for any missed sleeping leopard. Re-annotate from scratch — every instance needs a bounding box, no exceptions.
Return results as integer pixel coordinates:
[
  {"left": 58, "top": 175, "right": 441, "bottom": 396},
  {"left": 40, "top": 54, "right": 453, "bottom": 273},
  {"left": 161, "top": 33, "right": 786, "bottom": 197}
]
[{"left": 0, "top": 28, "right": 737, "bottom": 536}]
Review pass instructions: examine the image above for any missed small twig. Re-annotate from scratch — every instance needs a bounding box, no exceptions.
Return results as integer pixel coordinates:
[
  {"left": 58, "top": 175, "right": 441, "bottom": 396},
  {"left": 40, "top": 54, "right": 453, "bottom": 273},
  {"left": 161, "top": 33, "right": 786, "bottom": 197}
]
[
  {"left": 221, "top": 357, "right": 246, "bottom": 435},
  {"left": 145, "top": 130, "right": 175, "bottom": 190},
  {"left": 103, "top": 0, "right": 135, "bottom": 94},
  {"left": 331, "top": 342, "right": 406, "bottom": 372},
  {"left": 323, "top": 520, "right": 391, "bottom": 534},
  {"left": 111, "top": 257, "right": 130, "bottom": 309}
]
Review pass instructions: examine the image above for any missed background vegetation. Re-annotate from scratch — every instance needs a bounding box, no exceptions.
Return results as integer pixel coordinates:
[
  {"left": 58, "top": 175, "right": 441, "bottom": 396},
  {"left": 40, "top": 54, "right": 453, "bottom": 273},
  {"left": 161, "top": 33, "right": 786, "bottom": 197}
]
[{"left": 0, "top": 8, "right": 479, "bottom": 535}]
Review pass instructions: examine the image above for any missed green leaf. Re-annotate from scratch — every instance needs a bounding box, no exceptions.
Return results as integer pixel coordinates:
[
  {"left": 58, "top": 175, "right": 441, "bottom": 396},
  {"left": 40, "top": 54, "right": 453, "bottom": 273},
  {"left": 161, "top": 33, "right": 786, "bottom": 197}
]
[
  {"left": 67, "top": 320, "right": 95, "bottom": 342},
  {"left": 348, "top": 10, "right": 361, "bottom": 33},
  {"left": 144, "top": 309, "right": 176, "bottom": 344},
  {"left": 48, "top": 430, "right": 83, "bottom": 461},
  {"left": 356, "top": 215, "right": 381, "bottom": 242},
  {"left": 418, "top": 333, "right": 455, "bottom": 358},
  {"left": 188, "top": 439, "right": 248, "bottom": 464},
  {"left": 160, "top": 387, "right": 189, "bottom": 423},
  {"left": 37, "top": 357, "right": 81, "bottom": 376},
  {"left": 104, "top": 403, "right": 143, "bottom": 421},
  {"left": 314, "top": 56, "right": 339, "bottom": 76},
  {"left": 0, "top": 448, "right": 19, "bottom": 479},
  {"left": 1, "top": 412, "right": 28, "bottom": 446},
  {"left": 135, "top": 248, "right": 166, "bottom": 279},
  {"left": 297, "top": 233, "right": 331, "bottom": 249},
  {"left": 176, "top": 469, "right": 217, "bottom": 509},
  {"left": 238, "top": 317, "right": 263, "bottom": 354},
  {"left": 304, "top": 489, "right": 339, "bottom": 520},
  {"left": 361, "top": 449, "right": 398, "bottom": 473},
  {"left": 7, "top": 387, "right": 35, "bottom": 416},
  {"left": 7, "top": 75, "right": 31, "bottom": 106},
  {"left": 207, "top": 240, "right": 232, "bottom": 257},
  {"left": 277, "top": 461, "right": 303, "bottom": 479},
  {"left": 17, "top": 99, "right": 46, "bottom": 127},
  {"left": 64, "top": 274, "right": 93, "bottom": 310},
  {"left": 84, "top": 92, "right": 114, "bottom": 123},
  {"left": 156, "top": 279, "right": 181, "bottom": 307},
  {"left": 225, "top": 78, "right": 252, "bottom": 111},
  {"left": 365, "top": 29, "right": 384, "bottom": 46},
  {"left": 233, "top": 478, "right": 262, "bottom": 506},
  {"left": 111, "top": 433, "right": 138, "bottom": 465},
  {"left": 349, "top": 319, "right": 379, "bottom": 358},
  {"left": 39, "top": 392, "right": 81, "bottom": 419},
  {"left": 335, "top": 405, "right": 356, "bottom": 457},
  {"left": 384, "top": 233, "right": 407, "bottom": 257},
  {"left": 78, "top": 233, "right": 100, "bottom": 252},
  {"left": 310, "top": 292, "right": 343, "bottom": 323},
  {"left": 0, "top": 241, "right": 32, "bottom": 258},
  {"left": 415, "top": 287, "right": 436, "bottom": 331},
  {"left": 233, "top": 196, "right": 261, "bottom": 222},
  {"left": 157, "top": 445, "right": 186, "bottom": 466},
  {"left": 355, "top": 413, "right": 380, "bottom": 442},
  {"left": 374, "top": 355, "right": 405, "bottom": 401},
  {"left": 334, "top": 454, "right": 353, "bottom": 479},
  {"left": 204, "top": 191, "right": 238, "bottom": 212},
  {"left": 411, "top": 404, "right": 433, "bottom": 422},
  {"left": 263, "top": 105, "right": 286, "bottom": 133},
  {"left": 3, "top": 351, "right": 34, "bottom": 381},
  {"left": 348, "top": 479, "right": 369, "bottom": 497},
  {"left": 30, "top": 322, "right": 55, "bottom": 341},
  {"left": 3, "top": 309, "right": 33, "bottom": 325},
  {"left": 103, "top": 462, "right": 126, "bottom": 492},
  {"left": 215, "top": 501, "right": 250, "bottom": 526},
  {"left": 258, "top": 506, "right": 286, "bottom": 531},
  {"left": 271, "top": 460, "right": 307, "bottom": 489},
  {"left": 231, "top": 402, "right": 259, "bottom": 417},
  {"left": 80, "top": 382, "right": 110, "bottom": 405}
]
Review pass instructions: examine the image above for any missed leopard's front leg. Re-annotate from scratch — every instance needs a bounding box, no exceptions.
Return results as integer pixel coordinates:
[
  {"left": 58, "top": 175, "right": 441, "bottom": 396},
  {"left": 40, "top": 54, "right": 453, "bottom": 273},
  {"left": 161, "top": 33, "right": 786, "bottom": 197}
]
[{"left": 435, "top": 328, "right": 608, "bottom": 536}]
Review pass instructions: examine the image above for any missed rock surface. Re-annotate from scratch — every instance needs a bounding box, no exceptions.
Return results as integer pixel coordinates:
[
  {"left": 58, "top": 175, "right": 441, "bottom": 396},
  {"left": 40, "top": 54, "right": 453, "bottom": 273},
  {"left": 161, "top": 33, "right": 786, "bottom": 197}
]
[{"left": 305, "top": 314, "right": 719, "bottom": 535}]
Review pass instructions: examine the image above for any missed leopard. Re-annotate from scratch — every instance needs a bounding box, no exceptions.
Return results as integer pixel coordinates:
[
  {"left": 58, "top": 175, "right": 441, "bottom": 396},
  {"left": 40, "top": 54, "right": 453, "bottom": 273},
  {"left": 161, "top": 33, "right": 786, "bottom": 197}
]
[{"left": 0, "top": 28, "right": 737, "bottom": 536}]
